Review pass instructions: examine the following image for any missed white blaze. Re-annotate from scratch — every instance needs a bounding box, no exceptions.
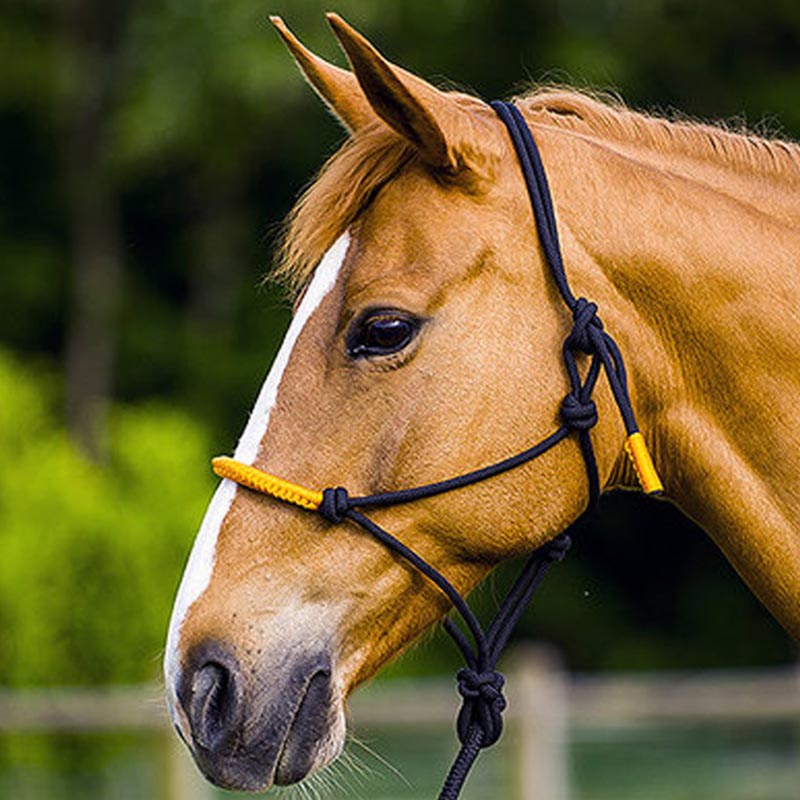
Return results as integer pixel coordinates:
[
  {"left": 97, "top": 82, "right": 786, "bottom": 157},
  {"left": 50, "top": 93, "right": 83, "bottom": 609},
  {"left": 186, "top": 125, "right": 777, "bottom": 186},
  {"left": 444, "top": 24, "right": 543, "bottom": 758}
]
[
  {"left": 164, "top": 232, "right": 351, "bottom": 700},
  {"left": 232, "top": 232, "right": 350, "bottom": 465}
]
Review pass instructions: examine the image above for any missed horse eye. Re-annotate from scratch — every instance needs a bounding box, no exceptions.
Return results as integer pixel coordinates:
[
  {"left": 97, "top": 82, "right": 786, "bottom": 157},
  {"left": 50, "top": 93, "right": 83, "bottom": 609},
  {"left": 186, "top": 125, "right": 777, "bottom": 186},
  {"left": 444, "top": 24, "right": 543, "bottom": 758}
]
[{"left": 348, "top": 311, "right": 420, "bottom": 359}]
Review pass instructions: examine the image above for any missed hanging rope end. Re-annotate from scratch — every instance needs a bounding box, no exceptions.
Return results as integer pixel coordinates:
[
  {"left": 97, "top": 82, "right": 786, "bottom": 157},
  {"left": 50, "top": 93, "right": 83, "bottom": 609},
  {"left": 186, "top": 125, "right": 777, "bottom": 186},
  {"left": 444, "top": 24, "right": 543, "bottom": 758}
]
[{"left": 624, "top": 433, "right": 664, "bottom": 495}]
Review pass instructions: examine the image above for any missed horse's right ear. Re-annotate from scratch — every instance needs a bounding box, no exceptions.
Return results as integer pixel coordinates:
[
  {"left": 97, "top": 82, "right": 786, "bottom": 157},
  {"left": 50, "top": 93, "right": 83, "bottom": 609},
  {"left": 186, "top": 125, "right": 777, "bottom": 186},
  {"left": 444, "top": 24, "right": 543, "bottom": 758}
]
[
  {"left": 270, "top": 16, "right": 376, "bottom": 133},
  {"left": 326, "top": 14, "right": 493, "bottom": 176}
]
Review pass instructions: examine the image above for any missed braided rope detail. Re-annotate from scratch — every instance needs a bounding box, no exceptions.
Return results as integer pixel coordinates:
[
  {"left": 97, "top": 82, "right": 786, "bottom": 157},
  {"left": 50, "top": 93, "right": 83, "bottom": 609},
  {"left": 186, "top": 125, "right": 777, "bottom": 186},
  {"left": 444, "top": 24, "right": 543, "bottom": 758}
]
[
  {"left": 455, "top": 668, "right": 507, "bottom": 747},
  {"left": 211, "top": 457, "right": 323, "bottom": 510}
]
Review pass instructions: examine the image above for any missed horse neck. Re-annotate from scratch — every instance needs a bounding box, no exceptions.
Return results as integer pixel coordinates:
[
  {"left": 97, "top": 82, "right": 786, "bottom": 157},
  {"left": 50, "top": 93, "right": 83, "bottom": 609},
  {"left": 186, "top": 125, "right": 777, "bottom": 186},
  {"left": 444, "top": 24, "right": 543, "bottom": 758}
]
[{"left": 537, "top": 123, "right": 800, "bottom": 638}]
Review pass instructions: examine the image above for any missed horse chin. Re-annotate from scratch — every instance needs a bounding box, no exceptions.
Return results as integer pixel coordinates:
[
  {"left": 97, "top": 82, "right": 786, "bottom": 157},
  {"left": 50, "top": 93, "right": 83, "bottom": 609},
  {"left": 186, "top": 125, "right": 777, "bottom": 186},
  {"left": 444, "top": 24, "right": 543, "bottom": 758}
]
[{"left": 195, "top": 723, "right": 345, "bottom": 793}]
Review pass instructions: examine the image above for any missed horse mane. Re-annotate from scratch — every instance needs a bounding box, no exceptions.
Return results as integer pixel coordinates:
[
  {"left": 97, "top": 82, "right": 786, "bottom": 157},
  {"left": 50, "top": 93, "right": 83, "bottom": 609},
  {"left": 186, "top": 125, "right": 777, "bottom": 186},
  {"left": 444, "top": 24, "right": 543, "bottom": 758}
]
[
  {"left": 518, "top": 87, "right": 800, "bottom": 179},
  {"left": 274, "top": 87, "right": 800, "bottom": 295}
]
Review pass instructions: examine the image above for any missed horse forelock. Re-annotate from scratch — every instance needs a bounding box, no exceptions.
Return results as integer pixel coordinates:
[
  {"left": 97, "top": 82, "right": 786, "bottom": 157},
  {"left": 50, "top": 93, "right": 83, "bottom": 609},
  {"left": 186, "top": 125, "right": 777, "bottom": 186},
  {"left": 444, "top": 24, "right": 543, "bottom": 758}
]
[{"left": 274, "top": 123, "right": 416, "bottom": 298}]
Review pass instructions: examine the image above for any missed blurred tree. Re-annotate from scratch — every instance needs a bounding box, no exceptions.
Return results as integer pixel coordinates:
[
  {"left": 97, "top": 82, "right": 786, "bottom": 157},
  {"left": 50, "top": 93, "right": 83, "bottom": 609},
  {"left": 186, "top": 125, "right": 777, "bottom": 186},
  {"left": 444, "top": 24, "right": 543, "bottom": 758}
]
[{"left": 58, "top": 0, "right": 133, "bottom": 459}]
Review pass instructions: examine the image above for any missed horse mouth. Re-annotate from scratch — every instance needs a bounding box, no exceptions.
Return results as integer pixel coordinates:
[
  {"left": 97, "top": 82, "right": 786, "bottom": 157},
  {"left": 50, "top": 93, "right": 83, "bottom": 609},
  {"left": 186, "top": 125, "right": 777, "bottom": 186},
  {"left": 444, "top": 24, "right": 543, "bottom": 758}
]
[{"left": 176, "top": 646, "right": 346, "bottom": 792}]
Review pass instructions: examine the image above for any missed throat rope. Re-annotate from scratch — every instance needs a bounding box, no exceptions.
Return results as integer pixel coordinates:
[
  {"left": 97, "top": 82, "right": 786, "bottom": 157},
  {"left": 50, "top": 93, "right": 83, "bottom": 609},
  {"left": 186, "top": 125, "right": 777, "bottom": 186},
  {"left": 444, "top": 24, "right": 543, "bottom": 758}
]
[{"left": 210, "top": 101, "right": 663, "bottom": 800}]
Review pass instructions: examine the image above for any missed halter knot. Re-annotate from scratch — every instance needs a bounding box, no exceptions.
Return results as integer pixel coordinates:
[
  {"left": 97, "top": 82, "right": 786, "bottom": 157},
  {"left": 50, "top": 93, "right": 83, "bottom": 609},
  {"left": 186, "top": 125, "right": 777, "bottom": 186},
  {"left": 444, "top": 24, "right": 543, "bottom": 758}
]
[
  {"left": 568, "top": 297, "right": 603, "bottom": 354},
  {"left": 543, "top": 533, "right": 572, "bottom": 563},
  {"left": 455, "top": 668, "right": 507, "bottom": 748},
  {"left": 560, "top": 392, "right": 598, "bottom": 431},
  {"left": 319, "top": 487, "right": 351, "bottom": 524}
]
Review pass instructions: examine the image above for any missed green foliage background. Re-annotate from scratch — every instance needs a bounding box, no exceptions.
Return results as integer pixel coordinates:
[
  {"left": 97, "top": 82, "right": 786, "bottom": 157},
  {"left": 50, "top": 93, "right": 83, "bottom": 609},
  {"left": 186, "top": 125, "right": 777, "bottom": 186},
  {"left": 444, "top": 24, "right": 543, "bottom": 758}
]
[
  {"left": 1, "top": 0, "right": 798, "bottom": 688},
  {"left": 0, "top": 350, "right": 212, "bottom": 685}
]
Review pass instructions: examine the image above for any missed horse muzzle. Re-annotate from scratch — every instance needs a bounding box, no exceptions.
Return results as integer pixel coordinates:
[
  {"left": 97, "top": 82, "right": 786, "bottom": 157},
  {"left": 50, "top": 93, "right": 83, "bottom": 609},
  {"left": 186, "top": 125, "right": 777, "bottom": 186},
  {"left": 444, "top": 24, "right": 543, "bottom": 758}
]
[{"left": 172, "top": 640, "right": 346, "bottom": 790}]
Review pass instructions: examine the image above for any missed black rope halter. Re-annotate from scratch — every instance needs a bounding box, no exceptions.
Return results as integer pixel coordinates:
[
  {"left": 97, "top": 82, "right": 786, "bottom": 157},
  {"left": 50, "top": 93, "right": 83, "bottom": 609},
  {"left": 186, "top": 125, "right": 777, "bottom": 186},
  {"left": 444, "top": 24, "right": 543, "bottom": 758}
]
[{"left": 212, "top": 100, "right": 663, "bottom": 800}]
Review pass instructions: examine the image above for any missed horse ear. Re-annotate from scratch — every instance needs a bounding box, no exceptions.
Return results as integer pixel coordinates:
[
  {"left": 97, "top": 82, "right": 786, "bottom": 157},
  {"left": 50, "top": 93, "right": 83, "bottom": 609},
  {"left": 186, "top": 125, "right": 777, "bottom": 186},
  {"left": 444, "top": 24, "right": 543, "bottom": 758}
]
[
  {"left": 326, "top": 13, "right": 481, "bottom": 173},
  {"left": 270, "top": 16, "right": 376, "bottom": 133}
]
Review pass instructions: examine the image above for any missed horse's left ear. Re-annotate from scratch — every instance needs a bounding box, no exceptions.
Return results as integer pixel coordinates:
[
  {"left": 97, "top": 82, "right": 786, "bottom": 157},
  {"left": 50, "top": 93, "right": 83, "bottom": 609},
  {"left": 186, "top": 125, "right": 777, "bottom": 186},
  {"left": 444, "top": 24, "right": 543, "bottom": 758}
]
[
  {"left": 326, "top": 13, "right": 487, "bottom": 174},
  {"left": 270, "top": 16, "right": 376, "bottom": 132}
]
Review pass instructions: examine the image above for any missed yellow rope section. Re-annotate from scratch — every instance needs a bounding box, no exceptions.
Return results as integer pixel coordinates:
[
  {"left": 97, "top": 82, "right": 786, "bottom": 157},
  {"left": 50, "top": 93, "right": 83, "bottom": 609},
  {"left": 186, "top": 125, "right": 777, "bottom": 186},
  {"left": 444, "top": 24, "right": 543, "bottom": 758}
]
[
  {"left": 624, "top": 433, "right": 664, "bottom": 495},
  {"left": 211, "top": 456, "right": 323, "bottom": 511}
]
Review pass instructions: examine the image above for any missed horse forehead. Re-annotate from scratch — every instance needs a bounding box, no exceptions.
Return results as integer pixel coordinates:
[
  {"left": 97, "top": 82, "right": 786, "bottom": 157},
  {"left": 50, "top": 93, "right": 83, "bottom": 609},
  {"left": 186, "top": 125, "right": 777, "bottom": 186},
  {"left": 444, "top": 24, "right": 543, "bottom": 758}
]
[{"left": 348, "top": 178, "right": 497, "bottom": 292}]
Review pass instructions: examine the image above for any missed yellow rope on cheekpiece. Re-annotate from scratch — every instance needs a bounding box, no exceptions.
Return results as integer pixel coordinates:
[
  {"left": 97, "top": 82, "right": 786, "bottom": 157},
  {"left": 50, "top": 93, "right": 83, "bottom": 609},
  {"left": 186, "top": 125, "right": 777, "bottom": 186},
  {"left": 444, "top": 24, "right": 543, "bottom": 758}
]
[
  {"left": 211, "top": 456, "right": 323, "bottom": 511},
  {"left": 624, "top": 433, "right": 664, "bottom": 495}
]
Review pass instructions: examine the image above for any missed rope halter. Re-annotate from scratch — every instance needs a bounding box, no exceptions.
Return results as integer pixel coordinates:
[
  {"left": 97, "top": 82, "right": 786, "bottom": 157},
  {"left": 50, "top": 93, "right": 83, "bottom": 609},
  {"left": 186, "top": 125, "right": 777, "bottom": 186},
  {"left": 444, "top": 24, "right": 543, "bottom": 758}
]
[{"left": 208, "top": 100, "right": 664, "bottom": 800}]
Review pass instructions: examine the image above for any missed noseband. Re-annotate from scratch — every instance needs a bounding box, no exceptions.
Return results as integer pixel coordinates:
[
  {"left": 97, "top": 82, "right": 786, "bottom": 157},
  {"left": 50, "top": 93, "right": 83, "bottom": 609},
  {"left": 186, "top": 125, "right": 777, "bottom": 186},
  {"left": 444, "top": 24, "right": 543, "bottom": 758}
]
[{"left": 211, "top": 101, "right": 662, "bottom": 799}]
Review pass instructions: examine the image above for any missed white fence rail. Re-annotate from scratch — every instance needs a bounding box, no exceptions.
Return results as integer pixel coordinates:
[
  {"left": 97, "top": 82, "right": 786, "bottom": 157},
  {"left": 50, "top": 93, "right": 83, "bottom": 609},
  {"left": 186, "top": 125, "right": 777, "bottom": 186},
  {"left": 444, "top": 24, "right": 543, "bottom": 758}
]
[{"left": 1, "top": 647, "right": 798, "bottom": 799}]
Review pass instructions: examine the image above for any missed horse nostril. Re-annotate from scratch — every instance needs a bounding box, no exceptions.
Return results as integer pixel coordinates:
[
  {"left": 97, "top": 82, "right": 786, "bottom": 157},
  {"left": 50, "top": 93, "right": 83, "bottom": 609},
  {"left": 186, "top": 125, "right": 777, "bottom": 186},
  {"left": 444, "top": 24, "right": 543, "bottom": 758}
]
[{"left": 185, "top": 659, "right": 241, "bottom": 753}]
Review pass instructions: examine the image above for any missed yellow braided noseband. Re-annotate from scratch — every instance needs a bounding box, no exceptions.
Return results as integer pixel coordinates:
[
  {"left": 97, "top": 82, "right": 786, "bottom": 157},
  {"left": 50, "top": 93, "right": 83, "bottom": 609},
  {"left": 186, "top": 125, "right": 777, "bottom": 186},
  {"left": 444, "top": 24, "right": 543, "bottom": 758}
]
[{"left": 211, "top": 456, "right": 322, "bottom": 511}]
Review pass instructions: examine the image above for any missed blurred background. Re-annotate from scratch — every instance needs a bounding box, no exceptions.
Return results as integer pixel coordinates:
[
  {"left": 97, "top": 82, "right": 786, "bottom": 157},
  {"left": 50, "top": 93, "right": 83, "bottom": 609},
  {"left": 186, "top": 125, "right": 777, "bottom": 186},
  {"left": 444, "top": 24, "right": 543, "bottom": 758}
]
[{"left": 2, "top": 0, "right": 799, "bottom": 797}]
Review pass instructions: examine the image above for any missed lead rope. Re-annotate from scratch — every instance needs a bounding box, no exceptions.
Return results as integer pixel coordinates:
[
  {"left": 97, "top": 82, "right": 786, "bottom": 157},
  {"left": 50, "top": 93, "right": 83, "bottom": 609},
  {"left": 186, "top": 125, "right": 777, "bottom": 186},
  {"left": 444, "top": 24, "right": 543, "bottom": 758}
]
[{"left": 211, "top": 100, "right": 663, "bottom": 799}]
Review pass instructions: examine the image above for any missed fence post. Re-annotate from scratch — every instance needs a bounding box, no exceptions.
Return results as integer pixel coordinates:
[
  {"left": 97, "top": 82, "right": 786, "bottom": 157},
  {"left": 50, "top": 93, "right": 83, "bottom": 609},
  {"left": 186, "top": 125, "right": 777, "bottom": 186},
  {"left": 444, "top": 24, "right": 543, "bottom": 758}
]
[
  {"left": 165, "top": 729, "right": 215, "bottom": 800},
  {"left": 509, "top": 644, "right": 569, "bottom": 800}
]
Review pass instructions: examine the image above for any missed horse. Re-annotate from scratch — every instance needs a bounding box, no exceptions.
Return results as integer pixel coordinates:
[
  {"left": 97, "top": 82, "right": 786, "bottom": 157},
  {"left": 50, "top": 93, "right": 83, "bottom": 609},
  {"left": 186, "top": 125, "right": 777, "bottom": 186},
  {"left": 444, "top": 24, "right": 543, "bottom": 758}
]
[{"left": 163, "top": 12, "right": 800, "bottom": 794}]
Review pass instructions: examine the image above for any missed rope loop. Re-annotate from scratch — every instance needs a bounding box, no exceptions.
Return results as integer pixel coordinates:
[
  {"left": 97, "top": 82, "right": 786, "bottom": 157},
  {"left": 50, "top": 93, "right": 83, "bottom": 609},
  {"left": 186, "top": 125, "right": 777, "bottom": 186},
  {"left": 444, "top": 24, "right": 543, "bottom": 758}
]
[
  {"left": 543, "top": 533, "right": 572, "bottom": 563},
  {"left": 568, "top": 297, "right": 603, "bottom": 354},
  {"left": 560, "top": 392, "right": 598, "bottom": 431},
  {"left": 319, "top": 487, "right": 351, "bottom": 524},
  {"left": 455, "top": 668, "right": 507, "bottom": 748}
]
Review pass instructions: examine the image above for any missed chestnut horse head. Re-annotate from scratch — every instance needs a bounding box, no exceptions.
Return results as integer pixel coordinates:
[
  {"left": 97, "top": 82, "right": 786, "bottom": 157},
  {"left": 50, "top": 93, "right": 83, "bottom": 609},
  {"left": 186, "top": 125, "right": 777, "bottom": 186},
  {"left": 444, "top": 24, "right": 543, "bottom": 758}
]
[{"left": 165, "top": 12, "right": 800, "bottom": 793}]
